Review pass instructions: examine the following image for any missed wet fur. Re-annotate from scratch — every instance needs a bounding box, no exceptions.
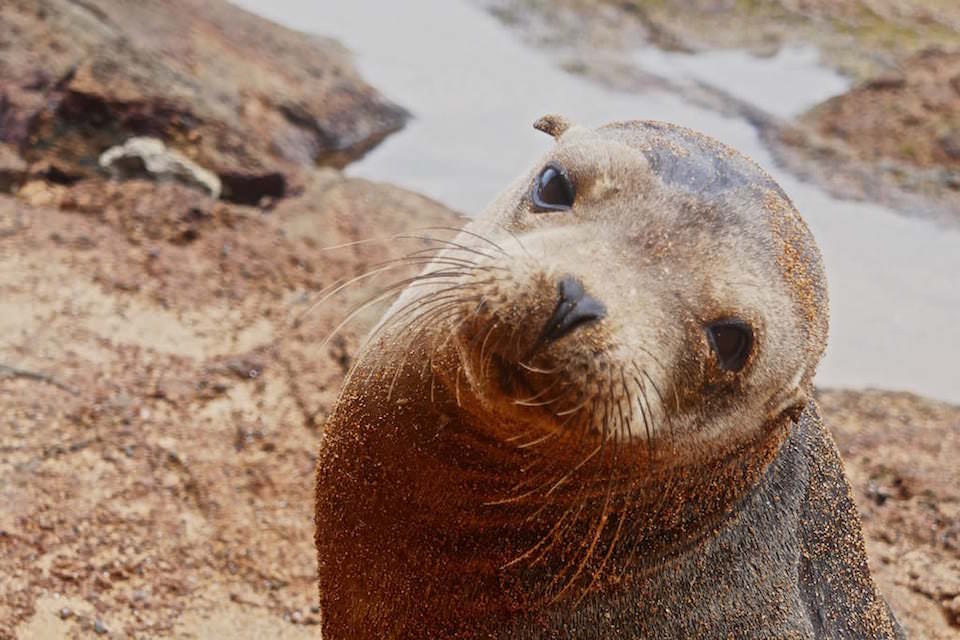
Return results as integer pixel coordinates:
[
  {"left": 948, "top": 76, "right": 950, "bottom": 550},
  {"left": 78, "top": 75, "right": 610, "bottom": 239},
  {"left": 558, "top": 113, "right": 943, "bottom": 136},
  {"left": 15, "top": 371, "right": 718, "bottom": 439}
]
[{"left": 314, "top": 118, "right": 904, "bottom": 638}]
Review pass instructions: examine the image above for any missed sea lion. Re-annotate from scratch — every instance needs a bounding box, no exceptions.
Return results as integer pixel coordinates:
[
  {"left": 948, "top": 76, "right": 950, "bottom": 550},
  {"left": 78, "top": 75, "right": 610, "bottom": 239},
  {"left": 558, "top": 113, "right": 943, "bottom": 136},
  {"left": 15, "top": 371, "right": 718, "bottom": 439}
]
[{"left": 314, "top": 115, "right": 905, "bottom": 639}]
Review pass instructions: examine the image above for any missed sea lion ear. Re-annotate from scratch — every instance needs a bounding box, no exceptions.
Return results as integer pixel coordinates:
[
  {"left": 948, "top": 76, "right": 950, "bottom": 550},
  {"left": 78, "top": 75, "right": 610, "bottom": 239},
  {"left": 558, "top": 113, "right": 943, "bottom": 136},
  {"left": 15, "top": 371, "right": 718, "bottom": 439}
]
[
  {"left": 785, "top": 401, "right": 806, "bottom": 424},
  {"left": 533, "top": 114, "right": 573, "bottom": 139}
]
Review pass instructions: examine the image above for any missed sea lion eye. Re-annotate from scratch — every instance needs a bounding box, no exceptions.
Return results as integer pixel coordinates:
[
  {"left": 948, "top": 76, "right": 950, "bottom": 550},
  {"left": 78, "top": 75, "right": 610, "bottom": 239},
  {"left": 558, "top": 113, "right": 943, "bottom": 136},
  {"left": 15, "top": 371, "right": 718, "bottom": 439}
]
[
  {"left": 706, "top": 319, "right": 753, "bottom": 372},
  {"left": 532, "top": 164, "right": 575, "bottom": 211}
]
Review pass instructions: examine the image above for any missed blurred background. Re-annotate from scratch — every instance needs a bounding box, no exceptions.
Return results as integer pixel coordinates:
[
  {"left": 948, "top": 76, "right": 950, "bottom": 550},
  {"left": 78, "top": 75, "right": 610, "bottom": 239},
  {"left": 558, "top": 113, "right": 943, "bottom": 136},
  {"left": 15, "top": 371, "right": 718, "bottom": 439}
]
[{"left": 1, "top": 1, "right": 957, "bottom": 637}]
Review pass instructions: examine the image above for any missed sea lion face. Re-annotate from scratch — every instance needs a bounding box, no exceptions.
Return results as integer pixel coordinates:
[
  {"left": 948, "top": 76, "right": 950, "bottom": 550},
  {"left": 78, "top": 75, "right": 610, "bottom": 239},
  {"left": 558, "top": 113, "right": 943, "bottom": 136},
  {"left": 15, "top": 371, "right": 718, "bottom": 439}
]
[{"left": 389, "top": 116, "right": 828, "bottom": 460}]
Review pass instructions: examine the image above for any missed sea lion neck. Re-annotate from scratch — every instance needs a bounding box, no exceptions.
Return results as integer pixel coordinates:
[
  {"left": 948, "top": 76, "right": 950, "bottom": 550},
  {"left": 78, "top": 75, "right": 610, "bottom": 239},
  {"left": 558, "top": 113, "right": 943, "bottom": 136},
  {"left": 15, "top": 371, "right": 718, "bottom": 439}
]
[{"left": 316, "top": 362, "right": 794, "bottom": 634}]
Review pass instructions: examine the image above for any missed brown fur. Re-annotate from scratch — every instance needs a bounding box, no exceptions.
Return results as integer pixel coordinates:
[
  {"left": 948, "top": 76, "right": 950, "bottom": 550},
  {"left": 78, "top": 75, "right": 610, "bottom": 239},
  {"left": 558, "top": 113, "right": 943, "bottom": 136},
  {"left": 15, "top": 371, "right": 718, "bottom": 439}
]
[{"left": 314, "top": 117, "right": 903, "bottom": 638}]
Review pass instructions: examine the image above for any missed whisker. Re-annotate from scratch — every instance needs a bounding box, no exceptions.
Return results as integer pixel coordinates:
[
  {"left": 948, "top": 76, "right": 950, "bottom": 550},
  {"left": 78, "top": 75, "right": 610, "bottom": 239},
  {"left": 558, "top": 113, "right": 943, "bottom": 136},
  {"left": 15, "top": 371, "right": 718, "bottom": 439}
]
[
  {"left": 455, "top": 366, "right": 464, "bottom": 407},
  {"left": 502, "top": 500, "right": 577, "bottom": 569},
  {"left": 321, "top": 275, "right": 477, "bottom": 353},
  {"left": 315, "top": 226, "right": 500, "bottom": 261},
  {"left": 615, "top": 375, "right": 628, "bottom": 445},
  {"left": 582, "top": 447, "right": 629, "bottom": 601},
  {"left": 318, "top": 286, "right": 417, "bottom": 351},
  {"left": 429, "top": 296, "right": 489, "bottom": 357},
  {"left": 632, "top": 370, "right": 655, "bottom": 461},
  {"left": 560, "top": 444, "right": 619, "bottom": 604},
  {"left": 356, "top": 288, "right": 476, "bottom": 355},
  {"left": 386, "top": 306, "right": 472, "bottom": 371},
  {"left": 545, "top": 443, "right": 602, "bottom": 497},
  {"left": 514, "top": 386, "right": 575, "bottom": 410},
  {"left": 513, "top": 379, "right": 569, "bottom": 406},
  {"left": 634, "top": 344, "right": 671, "bottom": 377},
  {"left": 294, "top": 261, "right": 480, "bottom": 329},
  {"left": 419, "top": 225, "right": 510, "bottom": 257},
  {"left": 394, "top": 234, "right": 500, "bottom": 262},
  {"left": 515, "top": 430, "right": 558, "bottom": 449},
  {"left": 381, "top": 289, "right": 480, "bottom": 338},
  {"left": 478, "top": 320, "right": 501, "bottom": 382},
  {"left": 315, "top": 226, "right": 470, "bottom": 253},
  {"left": 505, "top": 427, "right": 537, "bottom": 443},
  {"left": 505, "top": 227, "right": 534, "bottom": 261},
  {"left": 518, "top": 361, "right": 564, "bottom": 375},
  {"left": 555, "top": 392, "right": 597, "bottom": 417},
  {"left": 386, "top": 341, "right": 413, "bottom": 401},
  {"left": 525, "top": 478, "right": 592, "bottom": 568}
]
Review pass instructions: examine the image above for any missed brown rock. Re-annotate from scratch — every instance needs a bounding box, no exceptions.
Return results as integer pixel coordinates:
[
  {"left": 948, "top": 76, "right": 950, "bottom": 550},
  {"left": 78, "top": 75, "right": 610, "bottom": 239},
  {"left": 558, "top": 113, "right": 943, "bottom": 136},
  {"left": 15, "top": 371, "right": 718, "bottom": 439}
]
[
  {"left": 864, "top": 71, "right": 907, "bottom": 91},
  {"left": 0, "top": 0, "right": 408, "bottom": 203},
  {"left": 799, "top": 49, "right": 960, "bottom": 170},
  {"left": 819, "top": 388, "right": 960, "bottom": 639},
  {"left": 0, "top": 169, "right": 463, "bottom": 634},
  {"left": 940, "top": 132, "right": 960, "bottom": 162},
  {"left": 0, "top": 144, "right": 26, "bottom": 193}
]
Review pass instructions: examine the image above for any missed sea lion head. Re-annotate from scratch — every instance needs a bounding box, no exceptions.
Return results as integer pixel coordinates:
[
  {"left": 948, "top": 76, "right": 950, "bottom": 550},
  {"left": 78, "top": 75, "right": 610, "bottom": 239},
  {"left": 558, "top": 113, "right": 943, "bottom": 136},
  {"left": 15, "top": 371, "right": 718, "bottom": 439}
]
[{"left": 377, "top": 115, "right": 828, "bottom": 461}]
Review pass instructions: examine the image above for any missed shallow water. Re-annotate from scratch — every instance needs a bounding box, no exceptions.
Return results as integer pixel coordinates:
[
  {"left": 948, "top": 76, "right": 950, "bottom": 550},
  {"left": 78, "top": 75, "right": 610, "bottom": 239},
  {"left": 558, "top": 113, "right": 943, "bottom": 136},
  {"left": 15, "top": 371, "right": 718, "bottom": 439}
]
[
  {"left": 234, "top": 0, "right": 960, "bottom": 404},
  {"left": 630, "top": 45, "right": 850, "bottom": 119}
]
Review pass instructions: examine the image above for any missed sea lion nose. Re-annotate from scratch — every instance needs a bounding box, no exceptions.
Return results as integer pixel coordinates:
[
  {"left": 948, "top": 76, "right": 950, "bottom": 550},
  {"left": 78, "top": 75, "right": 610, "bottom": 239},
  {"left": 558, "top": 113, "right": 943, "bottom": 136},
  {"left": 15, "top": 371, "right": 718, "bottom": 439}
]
[{"left": 542, "top": 275, "right": 607, "bottom": 342}]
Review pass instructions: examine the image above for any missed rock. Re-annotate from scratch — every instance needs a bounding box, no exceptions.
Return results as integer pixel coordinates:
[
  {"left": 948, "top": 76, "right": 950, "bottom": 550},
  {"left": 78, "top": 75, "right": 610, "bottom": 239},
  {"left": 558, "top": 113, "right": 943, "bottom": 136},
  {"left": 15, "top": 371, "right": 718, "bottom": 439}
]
[
  {"left": 0, "top": 144, "right": 27, "bottom": 193},
  {"left": 947, "top": 594, "right": 960, "bottom": 625},
  {"left": 16, "top": 180, "right": 66, "bottom": 208},
  {"left": 799, "top": 49, "right": 960, "bottom": 170},
  {"left": 99, "top": 137, "right": 221, "bottom": 198},
  {"left": 93, "top": 618, "right": 108, "bottom": 634},
  {"left": 864, "top": 71, "right": 907, "bottom": 91},
  {"left": 940, "top": 132, "right": 960, "bottom": 162},
  {"left": 818, "top": 389, "right": 960, "bottom": 638},
  {"left": 0, "top": 0, "right": 408, "bottom": 203}
]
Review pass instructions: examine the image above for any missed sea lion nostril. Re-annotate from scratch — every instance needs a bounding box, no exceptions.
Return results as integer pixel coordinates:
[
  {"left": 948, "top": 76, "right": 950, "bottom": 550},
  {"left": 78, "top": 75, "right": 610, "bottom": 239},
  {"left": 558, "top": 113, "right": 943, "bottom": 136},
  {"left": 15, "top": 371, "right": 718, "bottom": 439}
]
[
  {"left": 557, "top": 274, "right": 585, "bottom": 303},
  {"left": 542, "top": 275, "right": 606, "bottom": 342}
]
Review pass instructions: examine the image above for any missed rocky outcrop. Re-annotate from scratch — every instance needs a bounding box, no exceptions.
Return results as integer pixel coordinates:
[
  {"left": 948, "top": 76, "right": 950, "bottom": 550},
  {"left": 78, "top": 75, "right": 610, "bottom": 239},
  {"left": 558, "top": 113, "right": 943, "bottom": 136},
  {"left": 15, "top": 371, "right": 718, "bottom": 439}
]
[
  {"left": 0, "top": 0, "right": 408, "bottom": 203},
  {"left": 769, "top": 48, "right": 960, "bottom": 226},
  {"left": 0, "top": 172, "right": 462, "bottom": 637},
  {"left": 792, "top": 49, "right": 960, "bottom": 172},
  {"left": 820, "top": 389, "right": 960, "bottom": 638},
  {"left": 0, "top": 1, "right": 457, "bottom": 636}
]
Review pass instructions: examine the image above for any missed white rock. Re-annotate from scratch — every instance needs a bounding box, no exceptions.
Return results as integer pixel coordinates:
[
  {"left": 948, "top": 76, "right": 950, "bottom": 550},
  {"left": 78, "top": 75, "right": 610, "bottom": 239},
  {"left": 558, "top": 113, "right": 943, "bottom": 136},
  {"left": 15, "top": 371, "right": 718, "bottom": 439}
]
[{"left": 99, "top": 137, "right": 221, "bottom": 199}]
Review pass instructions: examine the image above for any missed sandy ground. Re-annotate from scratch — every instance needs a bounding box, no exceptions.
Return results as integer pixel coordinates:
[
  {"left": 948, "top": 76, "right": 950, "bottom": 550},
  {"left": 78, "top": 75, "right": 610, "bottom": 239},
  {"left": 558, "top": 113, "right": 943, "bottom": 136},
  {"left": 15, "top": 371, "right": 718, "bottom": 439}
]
[{"left": 0, "top": 174, "right": 462, "bottom": 638}]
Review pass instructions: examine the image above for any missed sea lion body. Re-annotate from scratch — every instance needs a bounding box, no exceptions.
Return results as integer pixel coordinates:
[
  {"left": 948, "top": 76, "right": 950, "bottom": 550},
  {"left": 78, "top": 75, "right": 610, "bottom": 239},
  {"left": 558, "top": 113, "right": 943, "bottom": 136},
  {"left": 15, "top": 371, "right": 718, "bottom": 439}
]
[{"left": 314, "top": 118, "right": 904, "bottom": 638}]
